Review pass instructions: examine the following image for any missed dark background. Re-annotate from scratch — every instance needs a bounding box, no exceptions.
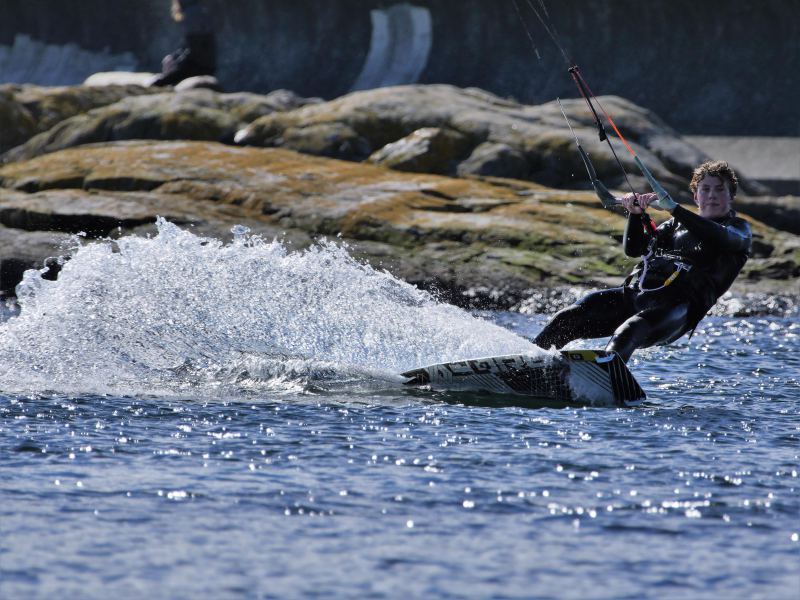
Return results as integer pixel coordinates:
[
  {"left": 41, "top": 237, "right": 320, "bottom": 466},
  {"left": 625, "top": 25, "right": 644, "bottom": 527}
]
[{"left": 2, "top": 0, "right": 798, "bottom": 136}]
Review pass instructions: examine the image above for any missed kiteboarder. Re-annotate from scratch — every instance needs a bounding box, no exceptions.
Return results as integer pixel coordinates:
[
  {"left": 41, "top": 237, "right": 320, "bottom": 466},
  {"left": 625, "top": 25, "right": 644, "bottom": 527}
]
[
  {"left": 533, "top": 160, "right": 752, "bottom": 362},
  {"left": 150, "top": 0, "right": 216, "bottom": 87}
]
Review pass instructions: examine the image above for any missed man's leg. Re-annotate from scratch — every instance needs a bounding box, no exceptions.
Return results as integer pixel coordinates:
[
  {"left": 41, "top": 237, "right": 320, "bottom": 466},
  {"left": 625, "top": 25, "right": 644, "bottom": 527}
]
[
  {"left": 606, "top": 303, "right": 690, "bottom": 362},
  {"left": 534, "top": 288, "right": 631, "bottom": 350}
]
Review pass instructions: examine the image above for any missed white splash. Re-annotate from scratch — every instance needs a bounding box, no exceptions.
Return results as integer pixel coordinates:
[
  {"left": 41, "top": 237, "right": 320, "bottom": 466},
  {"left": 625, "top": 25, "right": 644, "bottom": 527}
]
[{"left": 0, "top": 219, "right": 540, "bottom": 396}]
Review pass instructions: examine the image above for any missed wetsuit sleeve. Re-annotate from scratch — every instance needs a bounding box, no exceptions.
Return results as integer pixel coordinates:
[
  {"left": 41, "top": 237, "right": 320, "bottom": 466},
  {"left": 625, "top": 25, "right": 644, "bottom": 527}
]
[
  {"left": 671, "top": 205, "right": 752, "bottom": 252},
  {"left": 623, "top": 213, "right": 674, "bottom": 256},
  {"left": 622, "top": 213, "right": 651, "bottom": 257}
]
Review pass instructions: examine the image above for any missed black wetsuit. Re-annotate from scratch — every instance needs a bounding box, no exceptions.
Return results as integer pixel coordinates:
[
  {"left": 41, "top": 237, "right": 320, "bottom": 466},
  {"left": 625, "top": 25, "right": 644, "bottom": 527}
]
[
  {"left": 151, "top": 0, "right": 216, "bottom": 87},
  {"left": 534, "top": 205, "right": 752, "bottom": 361}
]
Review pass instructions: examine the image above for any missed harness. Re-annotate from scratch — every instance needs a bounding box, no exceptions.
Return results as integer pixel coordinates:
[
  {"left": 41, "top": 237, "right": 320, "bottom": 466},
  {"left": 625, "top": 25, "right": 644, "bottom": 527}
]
[{"left": 635, "top": 248, "right": 693, "bottom": 293}]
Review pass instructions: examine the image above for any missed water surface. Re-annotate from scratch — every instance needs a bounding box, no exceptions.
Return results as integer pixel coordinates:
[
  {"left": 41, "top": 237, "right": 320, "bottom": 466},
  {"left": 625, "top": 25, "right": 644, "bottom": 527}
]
[{"left": 1, "top": 223, "right": 797, "bottom": 599}]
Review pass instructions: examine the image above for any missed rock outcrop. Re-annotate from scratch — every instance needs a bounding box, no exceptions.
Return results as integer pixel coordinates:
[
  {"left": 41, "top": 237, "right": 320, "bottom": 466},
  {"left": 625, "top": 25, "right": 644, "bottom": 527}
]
[
  {"left": 1, "top": 140, "right": 797, "bottom": 308},
  {"left": 0, "top": 83, "right": 160, "bottom": 154},
  {"left": 1, "top": 83, "right": 775, "bottom": 205},
  {"left": 235, "top": 85, "right": 770, "bottom": 200},
  {"left": 1, "top": 84, "right": 795, "bottom": 310},
  {"left": 2, "top": 88, "right": 320, "bottom": 163}
]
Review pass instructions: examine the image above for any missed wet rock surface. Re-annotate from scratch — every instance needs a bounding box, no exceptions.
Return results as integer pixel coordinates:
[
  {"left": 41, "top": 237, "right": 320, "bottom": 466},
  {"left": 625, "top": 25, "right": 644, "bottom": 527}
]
[{"left": 1, "top": 139, "right": 796, "bottom": 310}]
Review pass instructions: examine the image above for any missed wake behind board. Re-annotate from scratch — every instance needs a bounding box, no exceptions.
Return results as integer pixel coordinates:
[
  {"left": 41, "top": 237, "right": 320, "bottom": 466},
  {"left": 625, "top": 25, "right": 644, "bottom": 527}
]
[{"left": 401, "top": 350, "right": 646, "bottom": 407}]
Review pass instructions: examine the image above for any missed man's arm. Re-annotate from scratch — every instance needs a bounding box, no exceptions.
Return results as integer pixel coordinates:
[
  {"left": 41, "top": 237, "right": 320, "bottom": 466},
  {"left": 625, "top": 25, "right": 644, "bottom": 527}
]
[
  {"left": 623, "top": 213, "right": 676, "bottom": 257},
  {"left": 671, "top": 205, "right": 752, "bottom": 252},
  {"left": 622, "top": 213, "right": 651, "bottom": 257}
]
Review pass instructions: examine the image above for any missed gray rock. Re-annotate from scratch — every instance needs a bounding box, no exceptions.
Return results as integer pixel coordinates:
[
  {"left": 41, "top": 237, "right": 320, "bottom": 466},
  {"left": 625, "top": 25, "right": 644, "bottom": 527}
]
[
  {"left": 368, "top": 127, "right": 473, "bottom": 175},
  {"left": 0, "top": 89, "right": 37, "bottom": 154},
  {"left": 246, "top": 121, "right": 371, "bottom": 160},
  {"left": 457, "top": 142, "right": 529, "bottom": 179},
  {"left": 174, "top": 76, "right": 222, "bottom": 92},
  {"left": 2, "top": 88, "right": 319, "bottom": 163},
  {"left": 733, "top": 195, "right": 800, "bottom": 235},
  {"left": 233, "top": 85, "right": 726, "bottom": 199},
  {"left": 1, "top": 137, "right": 795, "bottom": 309},
  {"left": 0, "top": 188, "right": 158, "bottom": 236},
  {"left": 0, "top": 225, "right": 73, "bottom": 297},
  {"left": 4, "top": 83, "right": 768, "bottom": 205},
  {"left": 0, "top": 82, "right": 160, "bottom": 154}
]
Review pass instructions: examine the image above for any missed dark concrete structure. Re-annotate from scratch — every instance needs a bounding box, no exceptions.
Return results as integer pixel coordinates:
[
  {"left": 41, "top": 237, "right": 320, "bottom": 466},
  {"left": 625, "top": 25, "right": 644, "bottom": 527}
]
[{"left": 1, "top": 0, "right": 798, "bottom": 136}]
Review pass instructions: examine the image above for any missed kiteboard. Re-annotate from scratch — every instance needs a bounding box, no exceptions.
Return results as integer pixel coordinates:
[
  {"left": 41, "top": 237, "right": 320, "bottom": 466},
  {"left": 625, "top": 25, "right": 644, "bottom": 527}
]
[{"left": 401, "top": 350, "right": 646, "bottom": 407}]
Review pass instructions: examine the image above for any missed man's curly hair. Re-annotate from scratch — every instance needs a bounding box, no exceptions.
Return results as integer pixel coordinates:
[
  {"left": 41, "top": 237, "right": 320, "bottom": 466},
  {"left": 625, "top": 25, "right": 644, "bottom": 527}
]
[{"left": 690, "top": 160, "right": 738, "bottom": 197}]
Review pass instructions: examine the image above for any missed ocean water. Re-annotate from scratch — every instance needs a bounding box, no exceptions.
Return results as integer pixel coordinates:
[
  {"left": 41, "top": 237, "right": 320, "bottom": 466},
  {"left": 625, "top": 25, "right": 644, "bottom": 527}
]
[{"left": 1, "top": 221, "right": 798, "bottom": 599}]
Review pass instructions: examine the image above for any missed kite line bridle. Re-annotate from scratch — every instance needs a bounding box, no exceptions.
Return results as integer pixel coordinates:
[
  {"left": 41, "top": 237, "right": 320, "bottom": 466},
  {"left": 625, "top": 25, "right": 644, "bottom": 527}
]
[
  {"left": 510, "top": 0, "right": 688, "bottom": 290},
  {"left": 509, "top": 0, "right": 683, "bottom": 231}
]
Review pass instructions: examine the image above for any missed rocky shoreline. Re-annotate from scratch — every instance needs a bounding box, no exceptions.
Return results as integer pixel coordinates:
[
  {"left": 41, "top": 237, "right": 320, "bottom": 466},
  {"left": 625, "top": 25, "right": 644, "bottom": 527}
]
[{"left": 1, "top": 83, "right": 797, "bottom": 313}]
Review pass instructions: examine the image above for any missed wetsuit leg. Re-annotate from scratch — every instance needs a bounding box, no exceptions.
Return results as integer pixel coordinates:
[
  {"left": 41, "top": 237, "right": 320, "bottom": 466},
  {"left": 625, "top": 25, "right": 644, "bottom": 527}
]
[
  {"left": 534, "top": 288, "right": 633, "bottom": 350},
  {"left": 605, "top": 302, "right": 690, "bottom": 362}
]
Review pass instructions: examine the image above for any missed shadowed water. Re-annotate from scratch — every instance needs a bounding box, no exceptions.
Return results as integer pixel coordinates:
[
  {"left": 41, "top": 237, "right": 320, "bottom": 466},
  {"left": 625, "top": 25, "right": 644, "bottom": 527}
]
[{"left": 1, "top": 222, "right": 798, "bottom": 599}]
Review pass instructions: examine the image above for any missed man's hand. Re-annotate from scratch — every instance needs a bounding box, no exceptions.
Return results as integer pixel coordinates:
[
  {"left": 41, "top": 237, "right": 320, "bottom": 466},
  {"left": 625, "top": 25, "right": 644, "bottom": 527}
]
[
  {"left": 650, "top": 193, "right": 678, "bottom": 212},
  {"left": 620, "top": 192, "right": 678, "bottom": 213},
  {"left": 620, "top": 193, "right": 657, "bottom": 214}
]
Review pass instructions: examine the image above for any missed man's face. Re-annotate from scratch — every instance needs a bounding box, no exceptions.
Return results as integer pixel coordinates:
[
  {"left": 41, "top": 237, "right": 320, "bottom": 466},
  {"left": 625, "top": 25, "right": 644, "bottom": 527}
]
[{"left": 693, "top": 175, "right": 732, "bottom": 219}]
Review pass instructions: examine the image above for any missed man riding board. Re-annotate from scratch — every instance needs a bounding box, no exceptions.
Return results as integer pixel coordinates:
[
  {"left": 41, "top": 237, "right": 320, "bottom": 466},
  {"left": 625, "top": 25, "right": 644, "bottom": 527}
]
[{"left": 534, "top": 160, "right": 752, "bottom": 362}]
